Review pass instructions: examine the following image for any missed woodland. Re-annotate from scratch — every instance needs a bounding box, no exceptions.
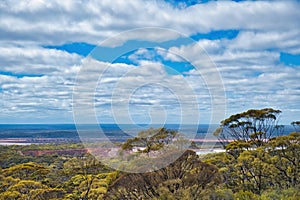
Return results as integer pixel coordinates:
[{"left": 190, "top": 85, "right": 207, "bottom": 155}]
[{"left": 0, "top": 108, "right": 299, "bottom": 200}]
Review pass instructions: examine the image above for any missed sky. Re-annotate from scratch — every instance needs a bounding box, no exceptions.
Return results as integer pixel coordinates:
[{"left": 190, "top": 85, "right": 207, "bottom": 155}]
[{"left": 0, "top": 0, "right": 300, "bottom": 125}]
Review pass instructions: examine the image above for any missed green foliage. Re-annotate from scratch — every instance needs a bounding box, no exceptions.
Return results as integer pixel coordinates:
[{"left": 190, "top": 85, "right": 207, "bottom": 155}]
[
  {"left": 291, "top": 121, "right": 300, "bottom": 132},
  {"left": 261, "top": 187, "right": 300, "bottom": 200},
  {"left": 29, "top": 188, "right": 65, "bottom": 200},
  {"left": 233, "top": 190, "right": 259, "bottom": 200},
  {"left": 0, "top": 190, "right": 22, "bottom": 200},
  {"left": 0, "top": 174, "right": 20, "bottom": 193},
  {"left": 0, "top": 143, "right": 116, "bottom": 199},
  {"left": 63, "top": 172, "right": 118, "bottom": 200},
  {"left": 203, "top": 132, "right": 300, "bottom": 195},
  {"left": 207, "top": 108, "right": 300, "bottom": 197},
  {"left": 2, "top": 162, "right": 50, "bottom": 181},
  {"left": 0, "top": 142, "right": 87, "bottom": 169},
  {"left": 236, "top": 147, "right": 275, "bottom": 193},
  {"left": 104, "top": 150, "right": 222, "bottom": 199},
  {"left": 121, "top": 128, "right": 184, "bottom": 154},
  {"left": 0, "top": 118, "right": 299, "bottom": 200},
  {"left": 3, "top": 180, "right": 50, "bottom": 200},
  {"left": 214, "top": 108, "right": 282, "bottom": 148},
  {"left": 267, "top": 132, "right": 300, "bottom": 187},
  {"left": 208, "top": 188, "right": 234, "bottom": 200}
]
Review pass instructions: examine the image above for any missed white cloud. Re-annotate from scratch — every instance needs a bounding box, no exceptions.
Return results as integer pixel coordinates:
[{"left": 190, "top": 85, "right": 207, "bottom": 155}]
[
  {"left": 70, "top": 58, "right": 210, "bottom": 124},
  {"left": 0, "top": 0, "right": 299, "bottom": 124},
  {"left": 160, "top": 32, "right": 300, "bottom": 124},
  {"left": 228, "top": 30, "right": 300, "bottom": 54},
  {"left": 0, "top": 44, "right": 82, "bottom": 74},
  {"left": 128, "top": 48, "right": 158, "bottom": 64},
  {"left": 0, "top": 1, "right": 299, "bottom": 45},
  {"left": 0, "top": 45, "right": 82, "bottom": 123}
]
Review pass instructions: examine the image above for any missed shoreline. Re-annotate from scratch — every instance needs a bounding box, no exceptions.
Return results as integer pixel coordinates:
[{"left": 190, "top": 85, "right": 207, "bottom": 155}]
[{"left": 0, "top": 138, "right": 223, "bottom": 145}]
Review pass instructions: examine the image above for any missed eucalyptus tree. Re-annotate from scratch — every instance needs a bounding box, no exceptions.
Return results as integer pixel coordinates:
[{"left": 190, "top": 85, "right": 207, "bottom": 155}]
[
  {"left": 121, "top": 128, "right": 180, "bottom": 154},
  {"left": 214, "top": 108, "right": 282, "bottom": 149},
  {"left": 291, "top": 121, "right": 300, "bottom": 132},
  {"left": 267, "top": 132, "right": 300, "bottom": 187},
  {"left": 104, "top": 150, "right": 221, "bottom": 200}
]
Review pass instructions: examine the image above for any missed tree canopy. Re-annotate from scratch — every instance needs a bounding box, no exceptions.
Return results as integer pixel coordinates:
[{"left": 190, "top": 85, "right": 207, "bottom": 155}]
[
  {"left": 104, "top": 150, "right": 221, "bottom": 200},
  {"left": 214, "top": 108, "right": 282, "bottom": 149},
  {"left": 121, "top": 128, "right": 186, "bottom": 154},
  {"left": 291, "top": 121, "right": 300, "bottom": 132},
  {"left": 0, "top": 109, "right": 299, "bottom": 199}
]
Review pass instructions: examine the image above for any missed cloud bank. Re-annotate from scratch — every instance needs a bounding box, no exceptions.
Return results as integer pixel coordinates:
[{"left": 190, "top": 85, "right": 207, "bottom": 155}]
[{"left": 0, "top": 0, "right": 299, "bottom": 124}]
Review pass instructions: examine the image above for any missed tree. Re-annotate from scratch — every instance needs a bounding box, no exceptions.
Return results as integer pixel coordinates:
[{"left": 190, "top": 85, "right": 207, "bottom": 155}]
[
  {"left": 2, "top": 162, "right": 50, "bottom": 181},
  {"left": 104, "top": 150, "right": 222, "bottom": 199},
  {"left": 202, "top": 152, "right": 239, "bottom": 191},
  {"left": 207, "top": 188, "right": 234, "bottom": 200},
  {"left": 207, "top": 109, "right": 300, "bottom": 195},
  {"left": 63, "top": 154, "right": 112, "bottom": 200},
  {"left": 5, "top": 180, "right": 47, "bottom": 200},
  {"left": 0, "top": 191, "right": 22, "bottom": 200},
  {"left": 203, "top": 147, "right": 276, "bottom": 195},
  {"left": 235, "top": 147, "right": 275, "bottom": 194},
  {"left": 29, "top": 188, "right": 65, "bottom": 200},
  {"left": 291, "top": 121, "right": 300, "bottom": 132},
  {"left": 214, "top": 108, "right": 282, "bottom": 149},
  {"left": 0, "top": 174, "right": 20, "bottom": 193},
  {"left": 233, "top": 190, "right": 259, "bottom": 200},
  {"left": 267, "top": 132, "right": 300, "bottom": 187},
  {"left": 261, "top": 187, "right": 300, "bottom": 200},
  {"left": 121, "top": 128, "right": 182, "bottom": 155}
]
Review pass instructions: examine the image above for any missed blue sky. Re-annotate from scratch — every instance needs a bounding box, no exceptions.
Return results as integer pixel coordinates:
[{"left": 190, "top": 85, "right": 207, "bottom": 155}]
[{"left": 0, "top": 0, "right": 300, "bottom": 125}]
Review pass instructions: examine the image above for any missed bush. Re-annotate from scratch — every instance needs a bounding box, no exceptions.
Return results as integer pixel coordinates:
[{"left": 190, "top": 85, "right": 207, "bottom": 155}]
[
  {"left": 209, "top": 189, "right": 234, "bottom": 200},
  {"left": 234, "top": 190, "right": 259, "bottom": 200}
]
